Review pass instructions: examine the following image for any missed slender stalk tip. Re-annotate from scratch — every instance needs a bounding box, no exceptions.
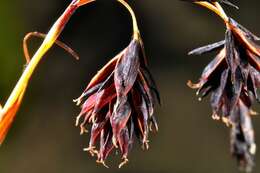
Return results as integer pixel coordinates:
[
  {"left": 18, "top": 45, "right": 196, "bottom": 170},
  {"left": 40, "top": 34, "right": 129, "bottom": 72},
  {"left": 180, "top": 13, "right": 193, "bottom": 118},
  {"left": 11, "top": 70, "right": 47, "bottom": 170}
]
[
  {"left": 194, "top": 1, "right": 229, "bottom": 24},
  {"left": 117, "top": 0, "right": 140, "bottom": 38}
]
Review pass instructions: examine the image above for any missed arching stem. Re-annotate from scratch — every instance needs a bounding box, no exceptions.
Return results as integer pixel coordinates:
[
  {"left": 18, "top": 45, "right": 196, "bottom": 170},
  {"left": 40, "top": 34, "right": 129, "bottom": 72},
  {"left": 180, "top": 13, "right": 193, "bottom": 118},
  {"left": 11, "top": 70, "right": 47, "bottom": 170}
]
[
  {"left": 23, "top": 32, "right": 79, "bottom": 64},
  {"left": 0, "top": 0, "right": 95, "bottom": 144},
  {"left": 1, "top": 1, "right": 78, "bottom": 116},
  {"left": 117, "top": 0, "right": 140, "bottom": 39},
  {"left": 195, "top": 1, "right": 229, "bottom": 28}
]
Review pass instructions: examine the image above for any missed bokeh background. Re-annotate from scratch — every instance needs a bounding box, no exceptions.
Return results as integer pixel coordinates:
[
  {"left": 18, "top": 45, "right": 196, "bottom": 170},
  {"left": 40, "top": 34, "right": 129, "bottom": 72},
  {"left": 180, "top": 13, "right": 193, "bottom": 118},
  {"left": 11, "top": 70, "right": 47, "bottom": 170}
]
[{"left": 0, "top": 0, "right": 259, "bottom": 172}]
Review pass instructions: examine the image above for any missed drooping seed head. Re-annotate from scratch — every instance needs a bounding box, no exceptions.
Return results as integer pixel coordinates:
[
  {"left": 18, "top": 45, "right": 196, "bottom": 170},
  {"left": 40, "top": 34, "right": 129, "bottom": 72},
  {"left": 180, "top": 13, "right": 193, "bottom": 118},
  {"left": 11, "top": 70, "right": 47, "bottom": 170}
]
[{"left": 74, "top": 36, "right": 160, "bottom": 167}]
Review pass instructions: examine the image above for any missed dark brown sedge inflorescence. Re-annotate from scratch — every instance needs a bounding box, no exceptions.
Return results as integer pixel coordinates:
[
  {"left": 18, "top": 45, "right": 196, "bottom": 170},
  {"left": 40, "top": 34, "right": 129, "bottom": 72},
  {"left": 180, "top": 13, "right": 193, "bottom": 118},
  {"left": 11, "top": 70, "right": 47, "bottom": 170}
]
[
  {"left": 1, "top": 0, "right": 259, "bottom": 171},
  {"left": 74, "top": 0, "right": 160, "bottom": 168},
  {"left": 187, "top": 1, "right": 259, "bottom": 172}
]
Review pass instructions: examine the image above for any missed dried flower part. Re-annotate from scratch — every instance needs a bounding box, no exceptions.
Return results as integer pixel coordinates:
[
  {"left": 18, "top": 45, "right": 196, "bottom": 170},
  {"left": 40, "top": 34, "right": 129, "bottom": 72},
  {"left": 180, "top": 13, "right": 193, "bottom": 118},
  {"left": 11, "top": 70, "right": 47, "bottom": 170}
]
[
  {"left": 188, "top": 19, "right": 259, "bottom": 171},
  {"left": 23, "top": 32, "right": 80, "bottom": 64},
  {"left": 230, "top": 100, "right": 256, "bottom": 173},
  {"left": 74, "top": 37, "right": 160, "bottom": 167}
]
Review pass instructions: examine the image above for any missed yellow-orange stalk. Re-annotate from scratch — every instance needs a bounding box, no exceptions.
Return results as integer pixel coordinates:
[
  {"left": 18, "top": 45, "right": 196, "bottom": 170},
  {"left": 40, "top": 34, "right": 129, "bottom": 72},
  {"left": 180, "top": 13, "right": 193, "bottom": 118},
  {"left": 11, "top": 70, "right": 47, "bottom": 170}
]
[{"left": 0, "top": 0, "right": 95, "bottom": 145}]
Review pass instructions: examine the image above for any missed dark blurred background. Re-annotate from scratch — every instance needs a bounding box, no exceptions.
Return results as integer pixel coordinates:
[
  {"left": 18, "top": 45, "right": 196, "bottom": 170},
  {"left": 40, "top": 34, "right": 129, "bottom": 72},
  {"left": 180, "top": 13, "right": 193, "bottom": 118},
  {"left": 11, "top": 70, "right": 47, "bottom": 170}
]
[{"left": 0, "top": 0, "right": 260, "bottom": 172}]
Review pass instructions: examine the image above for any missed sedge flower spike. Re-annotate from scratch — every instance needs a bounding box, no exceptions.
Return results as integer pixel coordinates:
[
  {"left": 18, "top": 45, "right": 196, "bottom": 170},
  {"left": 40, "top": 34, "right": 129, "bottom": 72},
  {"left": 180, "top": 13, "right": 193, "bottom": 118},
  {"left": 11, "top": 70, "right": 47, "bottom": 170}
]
[
  {"left": 74, "top": 0, "right": 160, "bottom": 168},
  {"left": 0, "top": 0, "right": 95, "bottom": 145},
  {"left": 186, "top": 1, "right": 259, "bottom": 172}
]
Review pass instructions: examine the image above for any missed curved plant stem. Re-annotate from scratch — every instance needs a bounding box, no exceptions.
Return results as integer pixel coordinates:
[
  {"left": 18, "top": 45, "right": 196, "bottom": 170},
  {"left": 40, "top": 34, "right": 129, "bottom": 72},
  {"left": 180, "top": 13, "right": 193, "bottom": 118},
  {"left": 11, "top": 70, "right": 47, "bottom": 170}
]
[
  {"left": 195, "top": 1, "right": 229, "bottom": 26},
  {"left": 117, "top": 0, "right": 140, "bottom": 39},
  {"left": 0, "top": 0, "right": 95, "bottom": 144},
  {"left": 1, "top": 2, "right": 78, "bottom": 116},
  {"left": 23, "top": 32, "right": 79, "bottom": 64}
]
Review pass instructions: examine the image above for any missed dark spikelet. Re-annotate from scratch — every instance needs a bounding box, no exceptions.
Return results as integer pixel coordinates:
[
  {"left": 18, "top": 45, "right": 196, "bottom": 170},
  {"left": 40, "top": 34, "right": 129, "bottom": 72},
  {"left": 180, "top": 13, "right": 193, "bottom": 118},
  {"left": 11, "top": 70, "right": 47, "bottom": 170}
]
[
  {"left": 188, "top": 40, "right": 225, "bottom": 55},
  {"left": 230, "top": 18, "right": 260, "bottom": 41},
  {"left": 188, "top": 19, "right": 259, "bottom": 171},
  {"left": 74, "top": 37, "right": 159, "bottom": 167},
  {"left": 114, "top": 39, "right": 140, "bottom": 97},
  {"left": 230, "top": 100, "right": 256, "bottom": 173}
]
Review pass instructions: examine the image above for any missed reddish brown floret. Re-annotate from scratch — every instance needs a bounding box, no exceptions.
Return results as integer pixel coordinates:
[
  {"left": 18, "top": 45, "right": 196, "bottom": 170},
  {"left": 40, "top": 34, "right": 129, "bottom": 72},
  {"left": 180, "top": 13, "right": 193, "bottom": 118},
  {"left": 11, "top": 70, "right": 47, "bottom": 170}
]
[
  {"left": 74, "top": 37, "right": 160, "bottom": 167},
  {"left": 230, "top": 100, "right": 256, "bottom": 172},
  {"left": 188, "top": 18, "right": 259, "bottom": 171}
]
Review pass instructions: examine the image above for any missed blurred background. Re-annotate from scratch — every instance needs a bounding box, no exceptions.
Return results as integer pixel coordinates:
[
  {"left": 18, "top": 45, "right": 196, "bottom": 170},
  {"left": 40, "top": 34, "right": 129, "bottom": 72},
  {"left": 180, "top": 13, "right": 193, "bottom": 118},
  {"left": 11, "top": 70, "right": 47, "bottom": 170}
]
[{"left": 0, "top": 0, "right": 259, "bottom": 172}]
